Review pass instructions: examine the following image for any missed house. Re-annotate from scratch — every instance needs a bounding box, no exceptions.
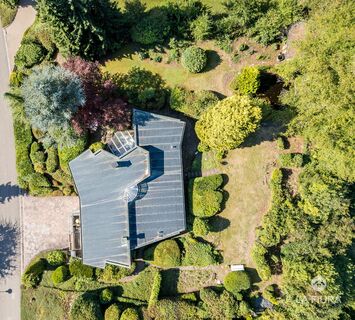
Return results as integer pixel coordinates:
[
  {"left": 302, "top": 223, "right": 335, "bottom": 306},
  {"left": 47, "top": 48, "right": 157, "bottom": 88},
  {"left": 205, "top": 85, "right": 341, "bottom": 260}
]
[{"left": 69, "top": 109, "right": 186, "bottom": 268}]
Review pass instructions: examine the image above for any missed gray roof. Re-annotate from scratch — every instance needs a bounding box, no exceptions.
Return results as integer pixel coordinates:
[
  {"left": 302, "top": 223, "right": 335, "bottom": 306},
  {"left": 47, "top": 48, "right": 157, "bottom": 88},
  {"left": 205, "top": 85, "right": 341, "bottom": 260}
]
[{"left": 69, "top": 109, "right": 186, "bottom": 268}]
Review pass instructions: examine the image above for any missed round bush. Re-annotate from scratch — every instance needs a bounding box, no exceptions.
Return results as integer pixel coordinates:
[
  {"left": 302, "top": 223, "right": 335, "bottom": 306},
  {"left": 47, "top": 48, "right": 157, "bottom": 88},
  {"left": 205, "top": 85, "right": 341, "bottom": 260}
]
[
  {"left": 154, "top": 239, "right": 181, "bottom": 267},
  {"left": 230, "top": 66, "right": 261, "bottom": 95},
  {"left": 15, "top": 41, "right": 46, "bottom": 69},
  {"left": 51, "top": 265, "right": 69, "bottom": 285},
  {"left": 100, "top": 288, "right": 113, "bottom": 304},
  {"left": 192, "top": 218, "right": 210, "bottom": 237},
  {"left": 104, "top": 304, "right": 121, "bottom": 320},
  {"left": 47, "top": 250, "right": 66, "bottom": 266},
  {"left": 70, "top": 294, "right": 103, "bottom": 320},
  {"left": 120, "top": 308, "right": 139, "bottom": 320},
  {"left": 224, "top": 271, "right": 251, "bottom": 295},
  {"left": 181, "top": 46, "right": 207, "bottom": 73}
]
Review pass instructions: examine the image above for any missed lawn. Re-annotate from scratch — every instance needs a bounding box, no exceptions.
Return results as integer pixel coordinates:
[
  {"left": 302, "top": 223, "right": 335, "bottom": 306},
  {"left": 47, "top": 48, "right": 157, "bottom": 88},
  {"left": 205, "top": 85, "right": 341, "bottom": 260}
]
[
  {"left": 21, "top": 287, "right": 77, "bottom": 320},
  {"left": 103, "top": 39, "right": 279, "bottom": 96},
  {"left": 206, "top": 122, "right": 282, "bottom": 266}
]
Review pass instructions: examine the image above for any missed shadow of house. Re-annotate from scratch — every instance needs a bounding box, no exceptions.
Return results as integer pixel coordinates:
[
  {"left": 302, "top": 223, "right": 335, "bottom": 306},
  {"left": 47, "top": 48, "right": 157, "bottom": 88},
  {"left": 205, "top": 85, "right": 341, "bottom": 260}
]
[
  {"left": 0, "top": 182, "right": 20, "bottom": 204},
  {"left": 0, "top": 221, "right": 19, "bottom": 278}
]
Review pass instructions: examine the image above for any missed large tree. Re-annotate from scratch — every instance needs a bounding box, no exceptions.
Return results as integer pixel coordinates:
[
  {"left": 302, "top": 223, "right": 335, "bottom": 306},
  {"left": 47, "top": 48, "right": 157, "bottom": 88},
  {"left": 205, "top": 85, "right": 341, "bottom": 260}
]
[
  {"left": 195, "top": 94, "right": 263, "bottom": 151},
  {"left": 37, "top": 0, "right": 124, "bottom": 60},
  {"left": 63, "top": 57, "right": 131, "bottom": 135},
  {"left": 21, "top": 65, "right": 85, "bottom": 143}
]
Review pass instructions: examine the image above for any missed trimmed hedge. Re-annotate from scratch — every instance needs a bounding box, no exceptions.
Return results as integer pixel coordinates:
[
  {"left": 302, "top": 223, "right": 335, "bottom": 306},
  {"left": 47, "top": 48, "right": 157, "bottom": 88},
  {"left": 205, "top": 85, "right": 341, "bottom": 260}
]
[
  {"left": 149, "top": 299, "right": 199, "bottom": 320},
  {"left": 46, "top": 250, "right": 66, "bottom": 266},
  {"left": 224, "top": 271, "right": 251, "bottom": 295},
  {"left": 45, "top": 146, "right": 59, "bottom": 173},
  {"left": 30, "top": 142, "right": 45, "bottom": 173},
  {"left": 51, "top": 265, "right": 69, "bottom": 285},
  {"left": 251, "top": 243, "right": 271, "bottom": 281},
  {"left": 70, "top": 293, "right": 103, "bottom": 320},
  {"left": 181, "top": 46, "right": 207, "bottom": 73},
  {"left": 230, "top": 66, "right": 261, "bottom": 95},
  {"left": 104, "top": 304, "right": 121, "bottom": 320},
  {"left": 192, "top": 217, "right": 209, "bottom": 237},
  {"left": 279, "top": 153, "right": 304, "bottom": 168},
  {"left": 154, "top": 240, "right": 181, "bottom": 267},
  {"left": 148, "top": 269, "right": 162, "bottom": 308},
  {"left": 276, "top": 136, "right": 286, "bottom": 150},
  {"left": 22, "top": 257, "right": 46, "bottom": 288},
  {"left": 96, "top": 263, "right": 136, "bottom": 283},
  {"left": 69, "top": 258, "right": 94, "bottom": 279},
  {"left": 120, "top": 308, "right": 139, "bottom": 320}
]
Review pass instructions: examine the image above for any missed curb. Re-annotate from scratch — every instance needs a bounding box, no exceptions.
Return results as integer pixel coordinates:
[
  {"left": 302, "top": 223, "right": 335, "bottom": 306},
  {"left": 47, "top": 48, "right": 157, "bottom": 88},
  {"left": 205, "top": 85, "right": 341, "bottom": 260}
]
[
  {"left": 19, "top": 194, "right": 24, "bottom": 274},
  {"left": 2, "top": 28, "right": 12, "bottom": 73}
]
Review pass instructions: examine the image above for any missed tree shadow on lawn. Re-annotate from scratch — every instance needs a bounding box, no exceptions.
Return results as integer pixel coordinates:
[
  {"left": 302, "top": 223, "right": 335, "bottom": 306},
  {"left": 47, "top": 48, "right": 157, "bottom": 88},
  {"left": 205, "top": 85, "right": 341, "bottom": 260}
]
[
  {"left": 0, "top": 220, "right": 20, "bottom": 278},
  {"left": 209, "top": 216, "right": 230, "bottom": 233},
  {"left": 245, "top": 267, "right": 262, "bottom": 286},
  {"left": 160, "top": 269, "right": 180, "bottom": 297},
  {"left": 203, "top": 50, "right": 222, "bottom": 73}
]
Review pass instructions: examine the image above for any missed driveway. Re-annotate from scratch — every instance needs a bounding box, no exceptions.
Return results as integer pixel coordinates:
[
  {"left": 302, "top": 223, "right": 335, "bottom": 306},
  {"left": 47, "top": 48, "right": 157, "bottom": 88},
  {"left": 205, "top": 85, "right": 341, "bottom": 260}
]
[
  {"left": 0, "top": 1, "right": 36, "bottom": 319},
  {"left": 22, "top": 197, "right": 79, "bottom": 268}
]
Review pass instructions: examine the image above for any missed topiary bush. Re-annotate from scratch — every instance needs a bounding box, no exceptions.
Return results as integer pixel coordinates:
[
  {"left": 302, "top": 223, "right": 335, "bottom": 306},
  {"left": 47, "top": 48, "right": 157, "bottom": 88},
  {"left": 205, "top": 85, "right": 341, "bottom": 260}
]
[
  {"left": 100, "top": 288, "right": 113, "bottom": 304},
  {"left": 154, "top": 240, "right": 181, "bottom": 267},
  {"left": 14, "top": 41, "right": 46, "bottom": 69},
  {"left": 192, "top": 218, "right": 210, "bottom": 237},
  {"left": 51, "top": 265, "right": 69, "bottom": 285},
  {"left": 50, "top": 169, "right": 73, "bottom": 186},
  {"left": 148, "top": 269, "right": 162, "bottom": 308},
  {"left": 69, "top": 257, "right": 94, "bottom": 279},
  {"left": 170, "top": 87, "right": 219, "bottom": 119},
  {"left": 46, "top": 250, "right": 66, "bottom": 266},
  {"left": 181, "top": 46, "right": 207, "bottom": 73},
  {"left": 45, "top": 147, "right": 59, "bottom": 173},
  {"left": 120, "top": 308, "right": 139, "bottom": 320},
  {"left": 230, "top": 66, "right": 261, "bottom": 95},
  {"left": 224, "top": 271, "right": 251, "bottom": 296},
  {"left": 22, "top": 257, "right": 47, "bottom": 288},
  {"left": 70, "top": 293, "right": 103, "bottom": 320},
  {"left": 182, "top": 236, "right": 219, "bottom": 267},
  {"left": 104, "top": 303, "right": 121, "bottom": 320},
  {"left": 276, "top": 136, "right": 286, "bottom": 150},
  {"left": 30, "top": 141, "right": 46, "bottom": 173}
]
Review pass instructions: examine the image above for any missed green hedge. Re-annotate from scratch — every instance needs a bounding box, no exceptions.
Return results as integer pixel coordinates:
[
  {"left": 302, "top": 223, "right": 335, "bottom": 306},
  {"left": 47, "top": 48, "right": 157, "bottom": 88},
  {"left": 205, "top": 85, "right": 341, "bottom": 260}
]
[
  {"left": 22, "top": 257, "right": 47, "bottom": 288},
  {"left": 30, "top": 142, "right": 45, "bottom": 173},
  {"left": 154, "top": 240, "right": 181, "bottom": 267},
  {"left": 148, "top": 269, "right": 162, "bottom": 308},
  {"left": 14, "top": 41, "right": 46, "bottom": 69},
  {"left": 120, "top": 308, "right": 139, "bottom": 320},
  {"left": 104, "top": 304, "right": 122, "bottom": 320},
  {"left": 96, "top": 263, "right": 136, "bottom": 283},
  {"left": 69, "top": 258, "right": 94, "bottom": 279},
  {"left": 50, "top": 169, "right": 73, "bottom": 186},
  {"left": 58, "top": 135, "right": 87, "bottom": 174},
  {"left": 51, "top": 265, "right": 69, "bottom": 285},
  {"left": 224, "top": 271, "right": 251, "bottom": 296},
  {"left": 181, "top": 46, "right": 207, "bottom": 73},
  {"left": 192, "top": 217, "right": 209, "bottom": 237},
  {"left": 251, "top": 243, "right": 271, "bottom": 281},
  {"left": 149, "top": 299, "right": 199, "bottom": 320},
  {"left": 279, "top": 153, "right": 304, "bottom": 168},
  {"left": 45, "top": 146, "right": 59, "bottom": 173},
  {"left": 70, "top": 293, "right": 103, "bottom": 320},
  {"left": 46, "top": 250, "right": 66, "bottom": 266},
  {"left": 100, "top": 288, "right": 113, "bottom": 304},
  {"left": 230, "top": 66, "right": 261, "bottom": 95}
]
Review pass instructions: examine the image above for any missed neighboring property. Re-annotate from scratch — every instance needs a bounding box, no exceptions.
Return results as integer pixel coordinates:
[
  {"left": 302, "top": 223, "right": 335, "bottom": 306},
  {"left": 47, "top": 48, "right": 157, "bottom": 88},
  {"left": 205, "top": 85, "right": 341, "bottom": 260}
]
[{"left": 69, "top": 109, "right": 186, "bottom": 268}]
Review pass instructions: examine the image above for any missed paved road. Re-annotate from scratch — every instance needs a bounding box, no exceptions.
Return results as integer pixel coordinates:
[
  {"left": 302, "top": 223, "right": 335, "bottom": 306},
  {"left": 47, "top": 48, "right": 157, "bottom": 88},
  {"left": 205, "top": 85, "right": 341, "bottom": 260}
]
[{"left": 0, "top": 28, "right": 21, "bottom": 320}]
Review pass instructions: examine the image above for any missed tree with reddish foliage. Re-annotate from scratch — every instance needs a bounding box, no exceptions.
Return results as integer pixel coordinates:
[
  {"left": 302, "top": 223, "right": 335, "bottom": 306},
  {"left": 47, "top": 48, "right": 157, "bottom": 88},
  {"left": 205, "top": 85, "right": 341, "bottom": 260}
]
[{"left": 63, "top": 57, "right": 131, "bottom": 135}]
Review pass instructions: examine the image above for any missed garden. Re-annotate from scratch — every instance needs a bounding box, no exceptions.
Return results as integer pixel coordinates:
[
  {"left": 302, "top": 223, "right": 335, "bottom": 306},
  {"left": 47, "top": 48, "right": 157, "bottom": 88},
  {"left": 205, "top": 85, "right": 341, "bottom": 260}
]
[{"left": 3, "top": 0, "right": 353, "bottom": 319}]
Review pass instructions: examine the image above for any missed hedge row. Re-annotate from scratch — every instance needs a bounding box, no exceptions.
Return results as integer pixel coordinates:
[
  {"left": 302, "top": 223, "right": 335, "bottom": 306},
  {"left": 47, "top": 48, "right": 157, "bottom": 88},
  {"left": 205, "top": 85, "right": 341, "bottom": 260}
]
[
  {"left": 279, "top": 153, "right": 304, "bottom": 168},
  {"left": 251, "top": 243, "right": 271, "bottom": 281},
  {"left": 148, "top": 269, "right": 162, "bottom": 308},
  {"left": 22, "top": 257, "right": 46, "bottom": 288}
]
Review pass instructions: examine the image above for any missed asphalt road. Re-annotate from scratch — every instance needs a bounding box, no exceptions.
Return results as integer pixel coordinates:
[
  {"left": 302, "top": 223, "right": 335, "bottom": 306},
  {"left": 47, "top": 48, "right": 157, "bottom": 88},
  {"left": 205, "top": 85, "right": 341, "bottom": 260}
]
[{"left": 0, "top": 28, "right": 21, "bottom": 320}]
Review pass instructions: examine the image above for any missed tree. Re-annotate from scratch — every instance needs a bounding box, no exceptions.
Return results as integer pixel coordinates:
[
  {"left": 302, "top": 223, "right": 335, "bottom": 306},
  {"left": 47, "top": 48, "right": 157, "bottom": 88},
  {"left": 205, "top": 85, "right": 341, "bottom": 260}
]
[
  {"left": 224, "top": 271, "right": 251, "bottom": 295},
  {"left": 181, "top": 46, "right": 207, "bottom": 73},
  {"left": 230, "top": 66, "right": 261, "bottom": 95},
  {"left": 190, "top": 14, "right": 212, "bottom": 41},
  {"left": 63, "top": 57, "right": 131, "bottom": 135},
  {"left": 37, "top": 0, "right": 124, "bottom": 60},
  {"left": 195, "top": 94, "right": 263, "bottom": 151},
  {"left": 154, "top": 240, "right": 181, "bottom": 267},
  {"left": 21, "top": 65, "right": 85, "bottom": 144}
]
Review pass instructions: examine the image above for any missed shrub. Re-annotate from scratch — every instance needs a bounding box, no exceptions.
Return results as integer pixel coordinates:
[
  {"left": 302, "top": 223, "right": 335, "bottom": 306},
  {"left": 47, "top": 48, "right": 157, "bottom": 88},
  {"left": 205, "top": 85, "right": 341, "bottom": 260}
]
[
  {"left": 100, "top": 288, "right": 113, "bottom": 304},
  {"left": 154, "top": 240, "right": 181, "bottom": 267},
  {"left": 170, "top": 87, "right": 219, "bottom": 119},
  {"left": 224, "top": 271, "right": 251, "bottom": 296},
  {"left": 70, "top": 293, "right": 103, "bottom": 320},
  {"left": 279, "top": 153, "right": 303, "bottom": 168},
  {"left": 276, "top": 136, "right": 286, "bottom": 150},
  {"left": 239, "top": 43, "right": 249, "bottom": 51},
  {"left": 148, "top": 269, "right": 162, "bottom": 308},
  {"left": 190, "top": 14, "right": 212, "bottom": 41},
  {"left": 251, "top": 243, "right": 271, "bottom": 281},
  {"left": 120, "top": 308, "right": 139, "bottom": 320},
  {"left": 28, "top": 172, "right": 50, "bottom": 188},
  {"left": 14, "top": 41, "right": 46, "bottom": 69},
  {"left": 51, "top": 265, "right": 69, "bottom": 285},
  {"left": 182, "top": 236, "right": 219, "bottom": 267},
  {"left": 181, "top": 46, "right": 207, "bottom": 73},
  {"left": 230, "top": 66, "right": 261, "bottom": 95},
  {"left": 51, "top": 169, "right": 73, "bottom": 186},
  {"left": 89, "top": 142, "right": 104, "bottom": 153},
  {"left": 47, "top": 250, "right": 66, "bottom": 266},
  {"left": 194, "top": 174, "right": 223, "bottom": 192},
  {"left": 45, "top": 147, "right": 59, "bottom": 173},
  {"left": 22, "top": 257, "right": 46, "bottom": 288},
  {"left": 195, "top": 94, "right": 263, "bottom": 151},
  {"left": 263, "top": 285, "right": 279, "bottom": 305},
  {"left": 97, "top": 263, "right": 136, "bottom": 283},
  {"left": 180, "top": 292, "right": 197, "bottom": 302},
  {"left": 149, "top": 299, "right": 199, "bottom": 320},
  {"left": 9, "top": 70, "right": 24, "bottom": 87},
  {"left": 58, "top": 134, "right": 87, "bottom": 174},
  {"left": 30, "top": 142, "right": 46, "bottom": 173},
  {"left": 69, "top": 258, "right": 94, "bottom": 279},
  {"left": 192, "top": 218, "right": 210, "bottom": 237},
  {"left": 131, "top": 9, "right": 170, "bottom": 45},
  {"left": 104, "top": 304, "right": 121, "bottom": 320}
]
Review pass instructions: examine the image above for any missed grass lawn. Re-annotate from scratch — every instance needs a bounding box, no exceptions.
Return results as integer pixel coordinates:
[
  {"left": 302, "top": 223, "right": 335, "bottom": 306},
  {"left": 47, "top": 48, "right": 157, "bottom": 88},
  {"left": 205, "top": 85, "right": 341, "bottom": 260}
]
[
  {"left": 206, "top": 122, "right": 282, "bottom": 267},
  {"left": 115, "top": 0, "right": 225, "bottom": 13},
  {"left": 0, "top": 3, "right": 17, "bottom": 27},
  {"left": 103, "top": 39, "right": 279, "bottom": 96},
  {"left": 22, "top": 287, "right": 77, "bottom": 320}
]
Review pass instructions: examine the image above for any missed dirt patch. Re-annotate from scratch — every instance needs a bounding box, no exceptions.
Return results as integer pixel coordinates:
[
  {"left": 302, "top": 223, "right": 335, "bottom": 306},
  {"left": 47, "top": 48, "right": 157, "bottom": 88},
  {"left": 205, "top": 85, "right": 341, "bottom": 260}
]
[{"left": 284, "top": 21, "right": 307, "bottom": 60}]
